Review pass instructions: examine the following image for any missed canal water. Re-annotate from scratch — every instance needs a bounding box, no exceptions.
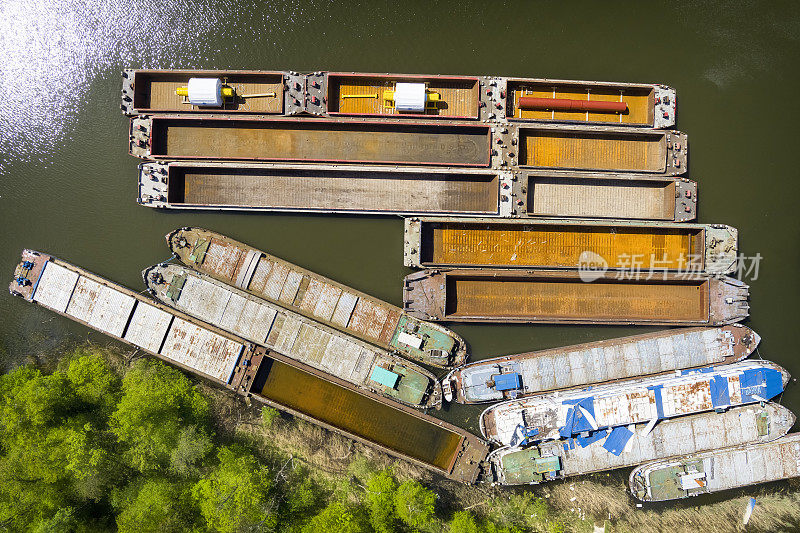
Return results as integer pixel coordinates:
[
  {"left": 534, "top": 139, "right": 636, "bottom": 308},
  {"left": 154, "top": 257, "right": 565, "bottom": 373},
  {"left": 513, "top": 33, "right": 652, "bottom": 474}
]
[{"left": 1, "top": 0, "right": 799, "bottom": 441}]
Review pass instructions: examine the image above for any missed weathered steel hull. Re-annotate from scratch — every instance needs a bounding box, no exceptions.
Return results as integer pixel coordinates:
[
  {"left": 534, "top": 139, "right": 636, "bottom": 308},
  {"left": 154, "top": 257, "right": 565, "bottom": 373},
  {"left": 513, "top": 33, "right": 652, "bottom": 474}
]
[
  {"left": 9, "top": 250, "right": 488, "bottom": 484},
  {"left": 144, "top": 263, "right": 442, "bottom": 409},
  {"left": 479, "top": 360, "right": 789, "bottom": 447},
  {"left": 489, "top": 403, "right": 795, "bottom": 485},
  {"left": 166, "top": 227, "right": 468, "bottom": 368},
  {"left": 445, "top": 325, "right": 760, "bottom": 404},
  {"left": 630, "top": 432, "right": 800, "bottom": 501},
  {"left": 403, "top": 269, "right": 750, "bottom": 325},
  {"left": 138, "top": 162, "right": 696, "bottom": 222},
  {"left": 122, "top": 70, "right": 676, "bottom": 128},
  {"left": 403, "top": 217, "right": 736, "bottom": 274}
]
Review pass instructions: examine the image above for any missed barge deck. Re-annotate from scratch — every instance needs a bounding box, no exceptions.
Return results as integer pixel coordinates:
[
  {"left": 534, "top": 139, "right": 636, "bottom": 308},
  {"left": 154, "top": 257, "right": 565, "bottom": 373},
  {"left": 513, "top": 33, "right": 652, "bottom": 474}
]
[
  {"left": 167, "top": 228, "right": 467, "bottom": 368},
  {"left": 9, "top": 250, "right": 488, "bottom": 483},
  {"left": 445, "top": 325, "right": 759, "bottom": 404},
  {"left": 144, "top": 263, "right": 441, "bottom": 409},
  {"left": 122, "top": 70, "right": 676, "bottom": 128},
  {"left": 129, "top": 115, "right": 492, "bottom": 167},
  {"left": 480, "top": 360, "right": 789, "bottom": 447},
  {"left": 630, "top": 432, "right": 800, "bottom": 501},
  {"left": 403, "top": 217, "right": 736, "bottom": 274},
  {"left": 489, "top": 403, "right": 794, "bottom": 485},
  {"left": 403, "top": 269, "right": 750, "bottom": 325}
]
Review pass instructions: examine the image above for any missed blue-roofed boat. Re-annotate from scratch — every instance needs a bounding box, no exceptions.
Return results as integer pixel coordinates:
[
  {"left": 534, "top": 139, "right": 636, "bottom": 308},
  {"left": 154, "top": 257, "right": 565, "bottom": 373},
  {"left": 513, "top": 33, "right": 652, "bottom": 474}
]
[
  {"left": 443, "top": 325, "right": 759, "bottom": 404},
  {"left": 479, "top": 360, "right": 789, "bottom": 447}
]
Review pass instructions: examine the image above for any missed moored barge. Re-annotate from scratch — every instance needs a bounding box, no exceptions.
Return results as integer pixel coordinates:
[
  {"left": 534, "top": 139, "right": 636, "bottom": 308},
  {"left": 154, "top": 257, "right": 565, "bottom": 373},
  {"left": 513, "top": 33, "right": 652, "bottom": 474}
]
[
  {"left": 403, "top": 269, "right": 750, "bottom": 325},
  {"left": 144, "top": 263, "right": 441, "bottom": 409},
  {"left": 444, "top": 325, "right": 759, "bottom": 404},
  {"left": 9, "top": 250, "right": 488, "bottom": 483},
  {"left": 404, "top": 217, "right": 736, "bottom": 274},
  {"left": 138, "top": 162, "right": 697, "bottom": 222},
  {"left": 489, "top": 403, "right": 794, "bottom": 485},
  {"left": 630, "top": 432, "right": 800, "bottom": 501},
  {"left": 122, "top": 70, "right": 676, "bottom": 128},
  {"left": 166, "top": 227, "right": 467, "bottom": 368},
  {"left": 480, "top": 360, "right": 789, "bottom": 447}
]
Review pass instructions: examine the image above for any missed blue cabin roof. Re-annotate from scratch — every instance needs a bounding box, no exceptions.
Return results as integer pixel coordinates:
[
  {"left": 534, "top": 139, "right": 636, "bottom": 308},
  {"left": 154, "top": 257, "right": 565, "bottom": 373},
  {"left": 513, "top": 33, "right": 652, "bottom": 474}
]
[
  {"left": 493, "top": 372, "right": 522, "bottom": 391},
  {"left": 370, "top": 366, "right": 400, "bottom": 389}
]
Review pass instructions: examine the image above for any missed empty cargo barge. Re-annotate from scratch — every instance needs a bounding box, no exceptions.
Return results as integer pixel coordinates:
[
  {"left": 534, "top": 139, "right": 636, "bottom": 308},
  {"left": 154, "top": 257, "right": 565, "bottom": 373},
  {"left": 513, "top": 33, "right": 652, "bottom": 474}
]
[
  {"left": 403, "top": 269, "right": 750, "bottom": 325},
  {"left": 167, "top": 227, "right": 467, "bottom": 368},
  {"left": 9, "top": 250, "right": 488, "bottom": 483},
  {"left": 138, "top": 163, "right": 696, "bottom": 222},
  {"left": 144, "top": 263, "right": 441, "bottom": 409},
  {"left": 138, "top": 162, "right": 514, "bottom": 217},
  {"left": 480, "top": 360, "right": 789, "bottom": 447},
  {"left": 129, "top": 115, "right": 492, "bottom": 167},
  {"left": 630, "top": 432, "right": 800, "bottom": 501},
  {"left": 444, "top": 325, "right": 759, "bottom": 404},
  {"left": 122, "top": 70, "right": 676, "bottom": 128},
  {"left": 489, "top": 403, "right": 794, "bottom": 485},
  {"left": 404, "top": 217, "right": 736, "bottom": 274}
]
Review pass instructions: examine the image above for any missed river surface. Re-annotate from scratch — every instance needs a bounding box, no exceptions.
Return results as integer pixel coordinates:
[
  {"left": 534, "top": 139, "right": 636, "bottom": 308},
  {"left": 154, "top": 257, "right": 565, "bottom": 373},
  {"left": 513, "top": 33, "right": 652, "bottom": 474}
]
[{"left": 1, "top": 0, "right": 799, "bottom": 439}]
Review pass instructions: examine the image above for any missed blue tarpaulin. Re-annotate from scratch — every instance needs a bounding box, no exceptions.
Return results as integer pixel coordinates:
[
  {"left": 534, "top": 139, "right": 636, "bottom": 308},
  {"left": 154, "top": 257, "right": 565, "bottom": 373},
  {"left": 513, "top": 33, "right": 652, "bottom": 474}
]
[
  {"left": 559, "top": 397, "right": 596, "bottom": 438},
  {"left": 603, "top": 426, "right": 634, "bottom": 456},
  {"left": 576, "top": 429, "right": 608, "bottom": 448},
  {"left": 493, "top": 372, "right": 522, "bottom": 391},
  {"left": 710, "top": 375, "right": 731, "bottom": 408}
]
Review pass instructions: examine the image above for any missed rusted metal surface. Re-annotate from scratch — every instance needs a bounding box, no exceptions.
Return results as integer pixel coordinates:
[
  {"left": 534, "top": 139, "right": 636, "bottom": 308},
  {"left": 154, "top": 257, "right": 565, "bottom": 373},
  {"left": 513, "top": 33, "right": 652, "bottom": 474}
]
[
  {"left": 403, "top": 217, "right": 736, "bottom": 274},
  {"left": 480, "top": 360, "right": 789, "bottom": 447},
  {"left": 10, "top": 250, "right": 490, "bottom": 484},
  {"left": 630, "top": 431, "right": 800, "bottom": 501},
  {"left": 403, "top": 269, "right": 749, "bottom": 325},
  {"left": 132, "top": 115, "right": 492, "bottom": 167},
  {"left": 167, "top": 228, "right": 468, "bottom": 368},
  {"left": 445, "top": 325, "right": 760, "bottom": 404},
  {"left": 122, "top": 70, "right": 676, "bottom": 128},
  {"left": 489, "top": 403, "right": 795, "bottom": 485},
  {"left": 143, "top": 264, "right": 442, "bottom": 409}
]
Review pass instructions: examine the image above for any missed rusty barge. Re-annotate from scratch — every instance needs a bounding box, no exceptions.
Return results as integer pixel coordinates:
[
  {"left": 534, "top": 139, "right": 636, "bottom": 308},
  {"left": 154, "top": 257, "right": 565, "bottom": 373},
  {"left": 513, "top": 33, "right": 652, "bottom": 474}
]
[
  {"left": 444, "top": 325, "right": 759, "bottom": 404},
  {"left": 403, "top": 218, "right": 736, "bottom": 274},
  {"left": 166, "top": 227, "right": 467, "bottom": 368},
  {"left": 143, "top": 263, "right": 441, "bottom": 409},
  {"left": 630, "top": 432, "right": 800, "bottom": 502},
  {"left": 479, "top": 360, "right": 789, "bottom": 447},
  {"left": 403, "top": 269, "right": 749, "bottom": 325},
  {"left": 489, "top": 403, "right": 794, "bottom": 486},
  {"left": 129, "top": 116, "right": 687, "bottom": 176},
  {"left": 9, "top": 250, "right": 488, "bottom": 483},
  {"left": 137, "top": 162, "right": 696, "bottom": 222},
  {"left": 121, "top": 70, "right": 676, "bottom": 129}
]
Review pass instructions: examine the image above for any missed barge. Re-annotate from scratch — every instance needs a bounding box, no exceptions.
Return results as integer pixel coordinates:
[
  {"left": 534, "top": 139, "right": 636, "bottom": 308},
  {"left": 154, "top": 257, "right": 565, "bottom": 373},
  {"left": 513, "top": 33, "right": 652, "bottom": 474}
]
[
  {"left": 403, "top": 218, "right": 736, "bottom": 274},
  {"left": 143, "top": 263, "right": 441, "bottom": 409},
  {"left": 138, "top": 163, "right": 696, "bottom": 221},
  {"left": 444, "top": 325, "right": 759, "bottom": 404},
  {"left": 403, "top": 269, "right": 750, "bottom": 325},
  {"left": 630, "top": 432, "right": 800, "bottom": 502},
  {"left": 122, "top": 70, "right": 676, "bottom": 128},
  {"left": 479, "top": 360, "right": 789, "bottom": 447},
  {"left": 488, "top": 403, "right": 794, "bottom": 485},
  {"left": 9, "top": 250, "right": 488, "bottom": 484},
  {"left": 166, "top": 227, "right": 467, "bottom": 368}
]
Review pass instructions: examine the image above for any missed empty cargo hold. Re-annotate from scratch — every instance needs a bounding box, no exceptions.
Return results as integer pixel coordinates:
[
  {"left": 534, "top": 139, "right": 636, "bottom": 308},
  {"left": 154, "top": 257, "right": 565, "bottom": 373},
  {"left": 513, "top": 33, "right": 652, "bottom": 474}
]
[
  {"left": 139, "top": 162, "right": 502, "bottom": 216},
  {"left": 402, "top": 269, "right": 749, "bottom": 325},
  {"left": 517, "top": 126, "right": 687, "bottom": 175},
  {"left": 131, "top": 116, "right": 491, "bottom": 166},
  {"left": 523, "top": 172, "right": 696, "bottom": 221},
  {"left": 403, "top": 218, "right": 737, "bottom": 274}
]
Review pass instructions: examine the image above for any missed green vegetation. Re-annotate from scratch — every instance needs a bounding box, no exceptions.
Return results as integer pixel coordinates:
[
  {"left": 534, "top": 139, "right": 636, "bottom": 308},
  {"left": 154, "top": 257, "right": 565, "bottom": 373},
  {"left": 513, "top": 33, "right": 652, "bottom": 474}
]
[{"left": 2, "top": 343, "right": 799, "bottom": 532}]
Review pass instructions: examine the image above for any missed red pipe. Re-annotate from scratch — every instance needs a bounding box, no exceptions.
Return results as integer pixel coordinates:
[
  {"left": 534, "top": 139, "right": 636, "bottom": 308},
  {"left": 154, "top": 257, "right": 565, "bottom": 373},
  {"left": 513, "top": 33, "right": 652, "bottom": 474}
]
[{"left": 518, "top": 97, "right": 628, "bottom": 114}]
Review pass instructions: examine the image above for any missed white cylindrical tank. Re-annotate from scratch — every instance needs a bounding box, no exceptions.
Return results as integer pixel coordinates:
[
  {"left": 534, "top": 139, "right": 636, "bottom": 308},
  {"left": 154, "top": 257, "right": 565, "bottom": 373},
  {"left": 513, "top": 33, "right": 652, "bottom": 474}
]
[
  {"left": 187, "top": 78, "right": 223, "bottom": 107},
  {"left": 394, "top": 82, "right": 426, "bottom": 113}
]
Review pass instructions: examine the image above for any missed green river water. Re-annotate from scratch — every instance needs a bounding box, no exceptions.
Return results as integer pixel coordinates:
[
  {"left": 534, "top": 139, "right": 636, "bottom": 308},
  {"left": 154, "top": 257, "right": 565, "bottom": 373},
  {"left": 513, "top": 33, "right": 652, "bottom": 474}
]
[{"left": 0, "top": 1, "right": 798, "bottom": 441}]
